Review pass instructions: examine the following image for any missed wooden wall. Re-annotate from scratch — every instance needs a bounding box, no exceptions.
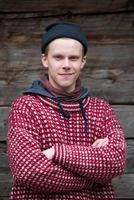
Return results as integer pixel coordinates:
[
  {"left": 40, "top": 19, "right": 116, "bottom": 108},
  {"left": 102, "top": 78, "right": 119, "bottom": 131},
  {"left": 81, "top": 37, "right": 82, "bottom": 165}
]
[{"left": 0, "top": 0, "right": 134, "bottom": 199}]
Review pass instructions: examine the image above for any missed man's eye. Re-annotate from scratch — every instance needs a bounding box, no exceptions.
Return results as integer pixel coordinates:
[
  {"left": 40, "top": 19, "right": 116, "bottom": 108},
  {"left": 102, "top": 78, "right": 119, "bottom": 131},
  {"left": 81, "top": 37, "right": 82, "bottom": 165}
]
[
  {"left": 70, "top": 57, "right": 78, "bottom": 61},
  {"left": 54, "top": 55, "right": 62, "bottom": 60}
]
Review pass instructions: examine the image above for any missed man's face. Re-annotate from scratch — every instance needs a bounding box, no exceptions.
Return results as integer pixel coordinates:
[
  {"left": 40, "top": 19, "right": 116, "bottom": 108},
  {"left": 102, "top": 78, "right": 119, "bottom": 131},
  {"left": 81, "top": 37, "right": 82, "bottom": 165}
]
[{"left": 42, "top": 38, "right": 86, "bottom": 93}]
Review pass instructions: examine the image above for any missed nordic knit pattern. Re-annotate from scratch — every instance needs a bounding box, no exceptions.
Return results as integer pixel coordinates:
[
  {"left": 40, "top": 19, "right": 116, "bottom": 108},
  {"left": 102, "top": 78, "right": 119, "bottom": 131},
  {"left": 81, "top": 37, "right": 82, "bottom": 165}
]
[{"left": 7, "top": 94, "right": 126, "bottom": 200}]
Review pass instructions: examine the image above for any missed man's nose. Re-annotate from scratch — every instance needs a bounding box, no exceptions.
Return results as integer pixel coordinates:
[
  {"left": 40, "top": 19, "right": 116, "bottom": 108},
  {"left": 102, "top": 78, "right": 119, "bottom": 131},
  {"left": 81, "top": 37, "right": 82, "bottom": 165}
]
[{"left": 62, "top": 58, "right": 70, "bottom": 70}]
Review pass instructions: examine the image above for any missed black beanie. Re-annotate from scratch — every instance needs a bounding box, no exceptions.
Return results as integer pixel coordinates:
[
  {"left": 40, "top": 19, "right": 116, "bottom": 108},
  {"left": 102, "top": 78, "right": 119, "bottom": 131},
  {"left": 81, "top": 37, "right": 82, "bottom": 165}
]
[{"left": 41, "top": 22, "right": 88, "bottom": 55}]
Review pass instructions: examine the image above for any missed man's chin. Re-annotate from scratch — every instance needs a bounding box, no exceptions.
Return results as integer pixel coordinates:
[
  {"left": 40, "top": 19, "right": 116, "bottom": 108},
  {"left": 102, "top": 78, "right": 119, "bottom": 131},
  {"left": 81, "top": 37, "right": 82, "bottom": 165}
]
[{"left": 58, "top": 84, "right": 74, "bottom": 93}]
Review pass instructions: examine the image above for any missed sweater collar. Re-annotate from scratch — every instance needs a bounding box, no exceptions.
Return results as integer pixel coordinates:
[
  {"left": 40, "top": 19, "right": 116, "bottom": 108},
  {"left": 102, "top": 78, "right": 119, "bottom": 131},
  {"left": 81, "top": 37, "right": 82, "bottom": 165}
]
[
  {"left": 24, "top": 79, "right": 90, "bottom": 134},
  {"left": 42, "top": 74, "right": 82, "bottom": 102},
  {"left": 24, "top": 79, "right": 90, "bottom": 103}
]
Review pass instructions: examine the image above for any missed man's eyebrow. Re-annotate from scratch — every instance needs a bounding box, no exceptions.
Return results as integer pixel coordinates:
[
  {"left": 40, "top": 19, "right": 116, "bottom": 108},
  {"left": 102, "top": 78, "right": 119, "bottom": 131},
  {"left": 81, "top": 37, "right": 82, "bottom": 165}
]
[{"left": 53, "top": 53, "right": 63, "bottom": 56}]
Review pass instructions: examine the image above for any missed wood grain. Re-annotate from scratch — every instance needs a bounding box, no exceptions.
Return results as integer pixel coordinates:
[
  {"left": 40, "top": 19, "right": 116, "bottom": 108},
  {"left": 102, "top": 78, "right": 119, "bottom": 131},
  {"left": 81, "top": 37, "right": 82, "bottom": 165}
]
[
  {"left": 0, "top": 0, "right": 133, "bottom": 14},
  {"left": 0, "top": 65, "right": 134, "bottom": 105},
  {"left": 113, "top": 174, "right": 134, "bottom": 198},
  {"left": 0, "top": 13, "right": 134, "bottom": 45},
  {"left": 0, "top": 44, "right": 134, "bottom": 71}
]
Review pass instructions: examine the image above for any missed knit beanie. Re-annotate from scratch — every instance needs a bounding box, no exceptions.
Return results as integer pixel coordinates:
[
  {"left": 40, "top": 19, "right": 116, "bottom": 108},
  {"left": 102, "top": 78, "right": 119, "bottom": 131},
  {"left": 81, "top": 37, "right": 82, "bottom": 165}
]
[{"left": 41, "top": 22, "right": 88, "bottom": 55}]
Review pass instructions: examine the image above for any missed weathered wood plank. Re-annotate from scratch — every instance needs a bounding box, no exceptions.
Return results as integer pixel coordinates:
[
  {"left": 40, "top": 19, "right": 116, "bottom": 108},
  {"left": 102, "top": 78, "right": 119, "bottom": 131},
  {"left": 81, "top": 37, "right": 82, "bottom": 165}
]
[
  {"left": 0, "top": 13, "right": 134, "bottom": 44},
  {"left": 0, "top": 0, "right": 133, "bottom": 14},
  {"left": 1, "top": 13, "right": 134, "bottom": 71},
  {"left": 86, "top": 45, "right": 134, "bottom": 68},
  {"left": 0, "top": 172, "right": 12, "bottom": 197},
  {"left": 0, "top": 64, "right": 134, "bottom": 105},
  {"left": 0, "top": 173, "right": 134, "bottom": 199},
  {"left": 113, "top": 174, "right": 134, "bottom": 198},
  {"left": 0, "top": 143, "right": 10, "bottom": 175},
  {"left": 0, "top": 44, "right": 134, "bottom": 71},
  {"left": 81, "top": 65, "right": 134, "bottom": 103},
  {"left": 0, "top": 108, "right": 9, "bottom": 141},
  {"left": 125, "top": 140, "right": 134, "bottom": 174},
  {"left": 0, "top": 197, "right": 9, "bottom": 200},
  {"left": 112, "top": 106, "right": 134, "bottom": 139},
  {"left": 1, "top": 106, "right": 134, "bottom": 140}
]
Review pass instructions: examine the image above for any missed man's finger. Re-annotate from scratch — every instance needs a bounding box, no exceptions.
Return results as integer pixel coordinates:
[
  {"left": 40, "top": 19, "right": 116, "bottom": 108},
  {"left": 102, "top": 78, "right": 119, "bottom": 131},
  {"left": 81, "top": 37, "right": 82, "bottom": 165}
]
[{"left": 92, "top": 138, "right": 109, "bottom": 147}]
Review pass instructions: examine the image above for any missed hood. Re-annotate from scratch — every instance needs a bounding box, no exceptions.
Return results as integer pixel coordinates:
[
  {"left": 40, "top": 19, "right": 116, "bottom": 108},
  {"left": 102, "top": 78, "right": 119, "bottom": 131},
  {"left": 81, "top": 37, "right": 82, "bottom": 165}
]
[
  {"left": 24, "top": 80, "right": 90, "bottom": 101},
  {"left": 24, "top": 80, "right": 90, "bottom": 133}
]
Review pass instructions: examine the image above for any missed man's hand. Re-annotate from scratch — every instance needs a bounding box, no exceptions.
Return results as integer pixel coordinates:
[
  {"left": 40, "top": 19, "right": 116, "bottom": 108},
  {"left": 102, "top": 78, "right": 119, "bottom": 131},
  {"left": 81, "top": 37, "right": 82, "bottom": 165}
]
[
  {"left": 43, "top": 137, "right": 109, "bottom": 159},
  {"left": 92, "top": 137, "right": 109, "bottom": 148},
  {"left": 43, "top": 146, "right": 55, "bottom": 160}
]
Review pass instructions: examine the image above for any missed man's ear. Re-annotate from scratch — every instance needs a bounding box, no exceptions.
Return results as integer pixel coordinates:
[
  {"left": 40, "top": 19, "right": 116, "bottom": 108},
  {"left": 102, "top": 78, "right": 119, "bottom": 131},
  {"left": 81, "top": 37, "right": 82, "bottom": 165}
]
[
  {"left": 81, "top": 55, "right": 87, "bottom": 69},
  {"left": 41, "top": 54, "right": 48, "bottom": 69}
]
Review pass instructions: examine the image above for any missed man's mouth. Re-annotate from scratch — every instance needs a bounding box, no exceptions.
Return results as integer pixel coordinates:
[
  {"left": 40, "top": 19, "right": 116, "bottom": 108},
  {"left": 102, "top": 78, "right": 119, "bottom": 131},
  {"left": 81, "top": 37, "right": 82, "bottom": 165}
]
[{"left": 59, "top": 73, "right": 74, "bottom": 76}]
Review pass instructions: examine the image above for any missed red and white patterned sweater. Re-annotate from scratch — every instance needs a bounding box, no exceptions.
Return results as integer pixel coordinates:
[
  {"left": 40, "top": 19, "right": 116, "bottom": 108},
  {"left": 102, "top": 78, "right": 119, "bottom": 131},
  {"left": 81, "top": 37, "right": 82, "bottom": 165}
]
[{"left": 7, "top": 94, "right": 126, "bottom": 200}]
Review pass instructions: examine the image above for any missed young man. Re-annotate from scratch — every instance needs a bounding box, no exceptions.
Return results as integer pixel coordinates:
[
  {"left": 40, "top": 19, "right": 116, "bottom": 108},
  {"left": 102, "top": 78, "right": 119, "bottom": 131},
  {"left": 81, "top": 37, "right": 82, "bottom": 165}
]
[{"left": 7, "top": 22, "right": 126, "bottom": 199}]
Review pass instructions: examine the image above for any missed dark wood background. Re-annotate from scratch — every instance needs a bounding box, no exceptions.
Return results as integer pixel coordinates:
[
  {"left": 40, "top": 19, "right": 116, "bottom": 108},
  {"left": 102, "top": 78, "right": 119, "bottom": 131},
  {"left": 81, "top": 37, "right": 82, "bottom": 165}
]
[{"left": 0, "top": 0, "right": 134, "bottom": 199}]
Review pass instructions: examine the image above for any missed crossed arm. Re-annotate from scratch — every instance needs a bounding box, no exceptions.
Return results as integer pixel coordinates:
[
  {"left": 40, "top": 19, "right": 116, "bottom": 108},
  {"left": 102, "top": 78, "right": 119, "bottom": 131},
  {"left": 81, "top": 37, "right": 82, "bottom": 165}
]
[
  {"left": 43, "top": 137, "right": 109, "bottom": 159},
  {"left": 8, "top": 97, "right": 126, "bottom": 193},
  {"left": 43, "top": 102, "right": 126, "bottom": 184},
  {"left": 7, "top": 98, "right": 92, "bottom": 193},
  {"left": 44, "top": 134, "right": 126, "bottom": 184}
]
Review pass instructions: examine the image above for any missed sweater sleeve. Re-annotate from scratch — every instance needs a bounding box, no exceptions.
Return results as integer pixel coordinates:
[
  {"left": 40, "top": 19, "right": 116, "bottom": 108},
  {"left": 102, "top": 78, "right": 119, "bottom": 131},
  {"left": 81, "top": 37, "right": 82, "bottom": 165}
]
[
  {"left": 7, "top": 97, "right": 92, "bottom": 193},
  {"left": 53, "top": 101, "right": 127, "bottom": 184}
]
